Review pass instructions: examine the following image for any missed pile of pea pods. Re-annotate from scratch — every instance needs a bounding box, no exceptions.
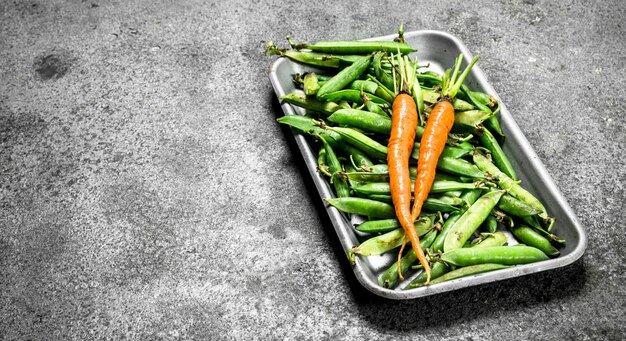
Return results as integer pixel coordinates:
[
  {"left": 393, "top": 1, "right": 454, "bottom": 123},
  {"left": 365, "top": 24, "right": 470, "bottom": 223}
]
[{"left": 268, "top": 37, "right": 565, "bottom": 288}]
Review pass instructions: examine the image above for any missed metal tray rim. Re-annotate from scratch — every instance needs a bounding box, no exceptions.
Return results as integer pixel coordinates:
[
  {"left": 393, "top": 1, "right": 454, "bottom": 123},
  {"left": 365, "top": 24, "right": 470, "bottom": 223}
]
[{"left": 269, "top": 30, "right": 587, "bottom": 300}]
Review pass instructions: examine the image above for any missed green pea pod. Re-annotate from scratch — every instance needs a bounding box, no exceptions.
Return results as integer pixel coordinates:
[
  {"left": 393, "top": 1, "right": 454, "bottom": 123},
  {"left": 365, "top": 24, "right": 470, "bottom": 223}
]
[
  {"left": 471, "top": 231, "right": 508, "bottom": 248},
  {"left": 470, "top": 91, "right": 497, "bottom": 108},
  {"left": 352, "top": 180, "right": 485, "bottom": 196},
  {"left": 422, "top": 197, "right": 462, "bottom": 213},
  {"left": 479, "top": 128, "right": 517, "bottom": 180},
  {"left": 325, "top": 197, "right": 395, "bottom": 219},
  {"left": 322, "top": 139, "right": 350, "bottom": 198},
  {"left": 430, "top": 189, "right": 483, "bottom": 252},
  {"left": 453, "top": 110, "right": 493, "bottom": 133},
  {"left": 441, "top": 245, "right": 548, "bottom": 266},
  {"left": 481, "top": 214, "right": 499, "bottom": 233},
  {"left": 473, "top": 151, "right": 549, "bottom": 220},
  {"left": 410, "top": 261, "right": 451, "bottom": 287},
  {"left": 317, "top": 54, "right": 372, "bottom": 99},
  {"left": 280, "top": 92, "right": 340, "bottom": 116},
  {"left": 412, "top": 142, "right": 471, "bottom": 159},
  {"left": 373, "top": 52, "right": 395, "bottom": 91},
  {"left": 364, "top": 97, "right": 389, "bottom": 117},
  {"left": 428, "top": 263, "right": 511, "bottom": 285},
  {"left": 443, "top": 190, "right": 505, "bottom": 252},
  {"left": 317, "top": 145, "right": 331, "bottom": 177},
  {"left": 348, "top": 80, "right": 378, "bottom": 94},
  {"left": 326, "top": 126, "right": 388, "bottom": 161},
  {"left": 341, "top": 144, "right": 374, "bottom": 169},
  {"left": 510, "top": 225, "right": 560, "bottom": 257},
  {"left": 327, "top": 109, "right": 391, "bottom": 134},
  {"left": 266, "top": 43, "right": 362, "bottom": 68},
  {"left": 379, "top": 229, "right": 438, "bottom": 288},
  {"left": 415, "top": 70, "right": 442, "bottom": 85},
  {"left": 356, "top": 215, "right": 434, "bottom": 234},
  {"left": 350, "top": 228, "right": 405, "bottom": 258},
  {"left": 318, "top": 89, "right": 389, "bottom": 105},
  {"left": 303, "top": 72, "right": 320, "bottom": 96},
  {"left": 437, "top": 156, "right": 486, "bottom": 179},
  {"left": 518, "top": 216, "right": 565, "bottom": 244},
  {"left": 420, "top": 90, "right": 474, "bottom": 111},
  {"left": 301, "top": 40, "right": 415, "bottom": 54},
  {"left": 497, "top": 194, "right": 543, "bottom": 217},
  {"left": 349, "top": 80, "right": 395, "bottom": 103},
  {"left": 345, "top": 172, "right": 390, "bottom": 183}
]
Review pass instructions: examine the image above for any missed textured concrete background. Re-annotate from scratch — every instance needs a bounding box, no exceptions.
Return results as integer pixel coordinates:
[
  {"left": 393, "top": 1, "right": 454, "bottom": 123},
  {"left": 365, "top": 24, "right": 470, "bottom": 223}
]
[{"left": 1, "top": 0, "right": 625, "bottom": 339}]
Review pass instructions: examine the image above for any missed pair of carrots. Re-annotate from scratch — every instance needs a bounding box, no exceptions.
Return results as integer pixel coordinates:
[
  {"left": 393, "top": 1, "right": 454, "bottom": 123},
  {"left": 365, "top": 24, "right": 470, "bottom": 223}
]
[{"left": 388, "top": 54, "right": 479, "bottom": 283}]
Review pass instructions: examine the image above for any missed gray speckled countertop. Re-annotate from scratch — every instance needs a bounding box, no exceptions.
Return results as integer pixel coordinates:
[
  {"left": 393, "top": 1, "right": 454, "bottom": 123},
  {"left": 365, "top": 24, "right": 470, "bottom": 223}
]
[{"left": 1, "top": 0, "right": 625, "bottom": 339}]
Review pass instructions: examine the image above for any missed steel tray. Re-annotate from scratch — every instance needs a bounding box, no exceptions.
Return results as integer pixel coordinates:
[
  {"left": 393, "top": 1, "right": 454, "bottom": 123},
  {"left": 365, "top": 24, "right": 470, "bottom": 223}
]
[{"left": 268, "top": 30, "right": 587, "bottom": 299}]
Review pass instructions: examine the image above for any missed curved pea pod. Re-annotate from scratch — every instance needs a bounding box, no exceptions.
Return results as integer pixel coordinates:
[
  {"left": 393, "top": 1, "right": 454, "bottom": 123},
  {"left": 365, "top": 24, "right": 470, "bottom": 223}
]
[
  {"left": 280, "top": 92, "right": 340, "bottom": 116},
  {"left": 497, "top": 193, "right": 543, "bottom": 217},
  {"left": 471, "top": 231, "right": 508, "bottom": 248},
  {"left": 518, "top": 215, "right": 565, "bottom": 244},
  {"left": 266, "top": 42, "right": 362, "bottom": 68},
  {"left": 510, "top": 225, "right": 560, "bottom": 257},
  {"left": 479, "top": 128, "right": 517, "bottom": 180},
  {"left": 299, "top": 40, "right": 415, "bottom": 54},
  {"left": 452, "top": 110, "right": 493, "bottom": 133},
  {"left": 430, "top": 189, "right": 483, "bottom": 252},
  {"left": 473, "top": 150, "right": 549, "bottom": 220},
  {"left": 327, "top": 109, "right": 391, "bottom": 134},
  {"left": 349, "top": 228, "right": 405, "bottom": 264},
  {"left": 437, "top": 156, "right": 487, "bottom": 179},
  {"left": 441, "top": 245, "right": 549, "bottom": 266},
  {"left": 428, "top": 263, "right": 511, "bottom": 285},
  {"left": 321, "top": 139, "right": 350, "bottom": 198},
  {"left": 443, "top": 190, "right": 505, "bottom": 252},
  {"left": 356, "top": 215, "right": 434, "bottom": 234},
  {"left": 409, "top": 261, "right": 451, "bottom": 287},
  {"left": 318, "top": 89, "right": 389, "bottom": 105},
  {"left": 373, "top": 52, "right": 395, "bottom": 91},
  {"left": 325, "top": 197, "right": 395, "bottom": 219},
  {"left": 316, "top": 145, "right": 331, "bottom": 177},
  {"left": 326, "top": 126, "right": 388, "bottom": 161},
  {"left": 317, "top": 54, "right": 372, "bottom": 100},
  {"left": 379, "top": 229, "right": 438, "bottom": 288}
]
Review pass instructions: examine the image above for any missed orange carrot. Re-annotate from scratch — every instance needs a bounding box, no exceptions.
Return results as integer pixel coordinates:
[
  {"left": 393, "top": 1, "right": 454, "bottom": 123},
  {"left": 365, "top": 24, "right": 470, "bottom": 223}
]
[
  {"left": 411, "top": 54, "right": 479, "bottom": 284},
  {"left": 387, "top": 55, "right": 430, "bottom": 281}
]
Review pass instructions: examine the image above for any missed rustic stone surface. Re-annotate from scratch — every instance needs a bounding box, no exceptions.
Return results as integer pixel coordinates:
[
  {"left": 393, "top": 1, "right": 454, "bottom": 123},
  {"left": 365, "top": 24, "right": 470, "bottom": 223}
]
[{"left": 1, "top": 0, "right": 624, "bottom": 339}]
